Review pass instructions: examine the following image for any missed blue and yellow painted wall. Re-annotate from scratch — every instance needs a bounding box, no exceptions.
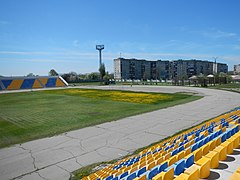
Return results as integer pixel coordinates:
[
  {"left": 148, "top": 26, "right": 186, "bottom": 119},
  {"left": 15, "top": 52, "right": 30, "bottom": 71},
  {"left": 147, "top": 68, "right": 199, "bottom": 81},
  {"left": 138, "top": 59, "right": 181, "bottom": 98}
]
[{"left": 0, "top": 76, "right": 68, "bottom": 90}]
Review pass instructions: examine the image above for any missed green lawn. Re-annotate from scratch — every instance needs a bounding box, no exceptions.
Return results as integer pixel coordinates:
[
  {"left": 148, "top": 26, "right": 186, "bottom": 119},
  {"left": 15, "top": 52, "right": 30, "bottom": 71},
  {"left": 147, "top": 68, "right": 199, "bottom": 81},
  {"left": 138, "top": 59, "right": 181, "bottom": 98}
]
[
  {"left": 0, "top": 88, "right": 202, "bottom": 148},
  {"left": 208, "top": 83, "right": 240, "bottom": 89},
  {"left": 207, "top": 83, "right": 240, "bottom": 93}
]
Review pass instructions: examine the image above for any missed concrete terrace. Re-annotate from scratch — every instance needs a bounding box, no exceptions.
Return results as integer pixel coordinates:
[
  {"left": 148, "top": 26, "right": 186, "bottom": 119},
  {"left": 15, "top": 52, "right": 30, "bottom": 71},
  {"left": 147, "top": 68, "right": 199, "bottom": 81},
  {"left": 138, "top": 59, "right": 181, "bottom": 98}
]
[{"left": 0, "top": 86, "right": 240, "bottom": 180}]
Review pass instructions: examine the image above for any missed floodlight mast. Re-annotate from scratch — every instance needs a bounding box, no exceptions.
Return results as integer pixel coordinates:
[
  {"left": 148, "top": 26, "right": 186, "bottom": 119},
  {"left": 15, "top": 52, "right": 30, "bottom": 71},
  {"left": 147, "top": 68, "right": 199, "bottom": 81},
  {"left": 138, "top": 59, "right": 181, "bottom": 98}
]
[{"left": 96, "top": 45, "right": 104, "bottom": 68}]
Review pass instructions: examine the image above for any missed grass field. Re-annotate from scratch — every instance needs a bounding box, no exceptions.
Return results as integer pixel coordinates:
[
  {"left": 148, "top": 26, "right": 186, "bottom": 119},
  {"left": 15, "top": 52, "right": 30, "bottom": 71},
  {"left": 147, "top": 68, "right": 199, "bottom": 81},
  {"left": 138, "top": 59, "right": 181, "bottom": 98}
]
[{"left": 0, "top": 88, "right": 202, "bottom": 148}]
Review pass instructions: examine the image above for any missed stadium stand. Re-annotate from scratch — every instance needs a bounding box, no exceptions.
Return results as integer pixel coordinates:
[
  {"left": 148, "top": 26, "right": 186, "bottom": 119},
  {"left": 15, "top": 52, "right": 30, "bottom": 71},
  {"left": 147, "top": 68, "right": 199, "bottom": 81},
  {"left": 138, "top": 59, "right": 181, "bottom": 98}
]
[
  {"left": 82, "top": 107, "right": 240, "bottom": 180},
  {"left": 0, "top": 76, "right": 68, "bottom": 90}
]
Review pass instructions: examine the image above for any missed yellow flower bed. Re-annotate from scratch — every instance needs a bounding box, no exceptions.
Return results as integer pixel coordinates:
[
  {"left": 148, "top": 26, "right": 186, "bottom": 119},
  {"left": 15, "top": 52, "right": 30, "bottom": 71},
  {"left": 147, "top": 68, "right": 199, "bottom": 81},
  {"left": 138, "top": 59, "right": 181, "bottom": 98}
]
[{"left": 60, "top": 89, "right": 173, "bottom": 104}]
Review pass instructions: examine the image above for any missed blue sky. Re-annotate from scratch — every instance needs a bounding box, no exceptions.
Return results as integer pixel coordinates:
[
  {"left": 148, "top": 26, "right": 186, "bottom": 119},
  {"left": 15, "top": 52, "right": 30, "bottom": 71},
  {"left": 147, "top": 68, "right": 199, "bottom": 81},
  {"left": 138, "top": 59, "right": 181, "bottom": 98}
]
[{"left": 0, "top": 0, "right": 240, "bottom": 76}]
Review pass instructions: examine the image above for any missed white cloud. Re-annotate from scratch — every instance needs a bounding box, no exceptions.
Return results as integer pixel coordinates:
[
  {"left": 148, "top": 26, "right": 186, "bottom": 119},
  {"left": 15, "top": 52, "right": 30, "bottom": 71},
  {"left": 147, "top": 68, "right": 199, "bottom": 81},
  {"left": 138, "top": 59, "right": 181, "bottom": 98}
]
[
  {"left": 234, "top": 45, "right": 240, "bottom": 50},
  {"left": 0, "top": 20, "right": 11, "bottom": 25},
  {"left": 73, "top": 40, "right": 80, "bottom": 47},
  {"left": 202, "top": 29, "right": 237, "bottom": 39},
  {"left": 0, "top": 50, "right": 239, "bottom": 67}
]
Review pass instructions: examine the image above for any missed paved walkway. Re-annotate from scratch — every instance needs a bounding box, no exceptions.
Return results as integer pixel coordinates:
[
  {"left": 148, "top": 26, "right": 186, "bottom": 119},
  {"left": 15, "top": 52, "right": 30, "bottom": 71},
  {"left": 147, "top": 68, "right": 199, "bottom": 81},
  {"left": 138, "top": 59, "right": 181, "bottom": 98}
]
[{"left": 0, "top": 86, "right": 240, "bottom": 180}]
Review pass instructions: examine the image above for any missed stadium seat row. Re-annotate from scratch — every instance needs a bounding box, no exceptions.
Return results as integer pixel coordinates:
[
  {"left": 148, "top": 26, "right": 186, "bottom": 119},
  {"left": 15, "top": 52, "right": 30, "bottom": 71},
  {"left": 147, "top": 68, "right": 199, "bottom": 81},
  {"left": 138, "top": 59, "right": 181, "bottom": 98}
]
[{"left": 82, "top": 107, "right": 240, "bottom": 180}]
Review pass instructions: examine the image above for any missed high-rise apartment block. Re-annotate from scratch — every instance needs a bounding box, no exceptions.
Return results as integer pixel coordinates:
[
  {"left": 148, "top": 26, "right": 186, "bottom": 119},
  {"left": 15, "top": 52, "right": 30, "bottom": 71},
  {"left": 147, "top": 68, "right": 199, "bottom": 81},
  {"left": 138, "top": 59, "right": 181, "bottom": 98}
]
[
  {"left": 234, "top": 64, "right": 240, "bottom": 74},
  {"left": 114, "top": 58, "right": 228, "bottom": 80}
]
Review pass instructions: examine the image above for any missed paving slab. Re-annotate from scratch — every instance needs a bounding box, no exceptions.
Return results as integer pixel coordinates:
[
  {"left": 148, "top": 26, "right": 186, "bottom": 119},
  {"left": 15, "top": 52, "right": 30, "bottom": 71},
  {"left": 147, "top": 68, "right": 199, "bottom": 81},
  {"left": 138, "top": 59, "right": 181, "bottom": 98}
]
[{"left": 0, "top": 86, "right": 240, "bottom": 180}]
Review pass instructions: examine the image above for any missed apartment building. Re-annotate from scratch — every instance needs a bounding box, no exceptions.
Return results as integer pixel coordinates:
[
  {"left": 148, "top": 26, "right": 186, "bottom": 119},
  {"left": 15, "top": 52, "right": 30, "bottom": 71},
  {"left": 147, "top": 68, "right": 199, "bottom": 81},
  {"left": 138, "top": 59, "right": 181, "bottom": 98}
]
[
  {"left": 114, "top": 58, "right": 228, "bottom": 80},
  {"left": 234, "top": 64, "right": 240, "bottom": 74}
]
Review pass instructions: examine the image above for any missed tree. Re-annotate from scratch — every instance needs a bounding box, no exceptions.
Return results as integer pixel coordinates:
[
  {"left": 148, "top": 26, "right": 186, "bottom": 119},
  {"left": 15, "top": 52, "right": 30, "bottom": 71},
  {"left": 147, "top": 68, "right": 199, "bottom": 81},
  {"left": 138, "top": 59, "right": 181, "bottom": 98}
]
[
  {"left": 197, "top": 73, "right": 207, "bottom": 87},
  {"left": 49, "top": 69, "right": 59, "bottom": 76},
  {"left": 99, "top": 63, "right": 106, "bottom": 80},
  {"left": 103, "top": 72, "right": 111, "bottom": 84},
  {"left": 87, "top": 72, "right": 100, "bottom": 80},
  {"left": 109, "top": 73, "right": 114, "bottom": 80},
  {"left": 219, "top": 72, "right": 227, "bottom": 84},
  {"left": 26, "top": 73, "right": 36, "bottom": 77}
]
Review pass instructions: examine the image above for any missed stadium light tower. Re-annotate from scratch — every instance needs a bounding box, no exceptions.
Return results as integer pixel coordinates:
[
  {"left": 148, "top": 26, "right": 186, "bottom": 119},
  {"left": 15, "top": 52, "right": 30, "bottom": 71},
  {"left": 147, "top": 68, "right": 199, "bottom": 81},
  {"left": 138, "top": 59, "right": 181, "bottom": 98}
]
[{"left": 96, "top": 45, "right": 104, "bottom": 68}]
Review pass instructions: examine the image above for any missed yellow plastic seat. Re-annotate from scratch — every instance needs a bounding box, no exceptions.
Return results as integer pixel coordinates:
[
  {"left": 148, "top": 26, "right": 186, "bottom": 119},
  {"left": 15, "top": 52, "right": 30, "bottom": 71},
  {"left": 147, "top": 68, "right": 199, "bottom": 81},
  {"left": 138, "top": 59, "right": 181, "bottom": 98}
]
[
  {"left": 139, "top": 161, "right": 146, "bottom": 169},
  {"left": 204, "top": 151, "right": 219, "bottom": 168},
  {"left": 220, "top": 140, "right": 233, "bottom": 155},
  {"left": 236, "top": 166, "right": 240, "bottom": 173},
  {"left": 114, "top": 169, "right": 124, "bottom": 177},
  {"left": 153, "top": 153, "right": 161, "bottom": 160},
  {"left": 184, "top": 147, "right": 191, "bottom": 157},
  {"left": 232, "top": 134, "right": 240, "bottom": 149},
  {"left": 123, "top": 166, "right": 131, "bottom": 172},
  {"left": 230, "top": 172, "right": 240, "bottom": 180},
  {"left": 167, "top": 147, "right": 174, "bottom": 153},
  {"left": 147, "top": 158, "right": 155, "bottom": 164},
  {"left": 193, "top": 148, "right": 203, "bottom": 162},
  {"left": 147, "top": 161, "right": 156, "bottom": 170},
  {"left": 129, "top": 165, "right": 139, "bottom": 173},
  {"left": 195, "top": 157, "right": 211, "bottom": 178},
  {"left": 168, "top": 155, "right": 177, "bottom": 166},
  {"left": 189, "top": 139, "right": 195, "bottom": 146},
  {"left": 81, "top": 176, "right": 89, "bottom": 180},
  {"left": 202, "top": 144, "right": 210, "bottom": 156},
  {"left": 177, "top": 151, "right": 185, "bottom": 161},
  {"left": 215, "top": 137, "right": 221, "bottom": 146},
  {"left": 162, "top": 151, "right": 167, "bottom": 156},
  {"left": 213, "top": 145, "right": 227, "bottom": 161},
  {"left": 174, "top": 144, "right": 179, "bottom": 149},
  {"left": 135, "top": 174, "right": 147, "bottom": 180},
  {"left": 208, "top": 140, "right": 216, "bottom": 151},
  {"left": 156, "top": 157, "right": 164, "bottom": 165},
  {"left": 153, "top": 167, "right": 174, "bottom": 180},
  {"left": 184, "top": 142, "right": 190, "bottom": 149},
  {"left": 164, "top": 152, "right": 171, "bottom": 161},
  {"left": 222, "top": 126, "right": 226, "bottom": 132},
  {"left": 174, "top": 173, "right": 188, "bottom": 179},
  {"left": 184, "top": 164, "right": 200, "bottom": 180}
]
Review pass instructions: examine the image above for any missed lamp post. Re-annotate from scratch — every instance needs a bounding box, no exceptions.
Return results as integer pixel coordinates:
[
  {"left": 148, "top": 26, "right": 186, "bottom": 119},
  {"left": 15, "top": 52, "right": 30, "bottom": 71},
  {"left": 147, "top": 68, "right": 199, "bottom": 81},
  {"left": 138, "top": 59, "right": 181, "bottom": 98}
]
[{"left": 96, "top": 45, "right": 104, "bottom": 68}]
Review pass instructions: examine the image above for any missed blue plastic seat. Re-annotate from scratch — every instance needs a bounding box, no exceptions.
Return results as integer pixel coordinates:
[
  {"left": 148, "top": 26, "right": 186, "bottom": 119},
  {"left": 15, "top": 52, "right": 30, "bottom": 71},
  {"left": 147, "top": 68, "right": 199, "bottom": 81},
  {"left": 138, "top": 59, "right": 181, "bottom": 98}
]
[
  {"left": 208, "top": 126, "right": 214, "bottom": 133},
  {"left": 199, "top": 134, "right": 204, "bottom": 140},
  {"left": 159, "top": 161, "right": 168, "bottom": 172},
  {"left": 218, "top": 129, "right": 223, "bottom": 136},
  {"left": 106, "top": 175, "right": 113, "bottom": 180},
  {"left": 147, "top": 167, "right": 159, "bottom": 180},
  {"left": 198, "top": 139, "right": 204, "bottom": 148},
  {"left": 230, "top": 128, "right": 235, "bottom": 136},
  {"left": 137, "top": 167, "right": 146, "bottom": 177},
  {"left": 203, "top": 136, "right": 210, "bottom": 144},
  {"left": 194, "top": 137, "right": 200, "bottom": 143},
  {"left": 173, "top": 159, "right": 185, "bottom": 175},
  {"left": 191, "top": 143, "right": 198, "bottom": 152},
  {"left": 119, "top": 171, "right": 128, "bottom": 179},
  {"left": 185, "top": 154, "right": 194, "bottom": 168},
  {"left": 171, "top": 149, "right": 178, "bottom": 156},
  {"left": 179, "top": 142, "right": 184, "bottom": 147},
  {"left": 165, "top": 146, "right": 170, "bottom": 151},
  {"left": 226, "top": 130, "right": 231, "bottom": 139},
  {"left": 126, "top": 172, "right": 136, "bottom": 180},
  {"left": 178, "top": 145, "right": 184, "bottom": 152},
  {"left": 221, "top": 133, "right": 227, "bottom": 142},
  {"left": 235, "top": 125, "right": 239, "bottom": 133}
]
